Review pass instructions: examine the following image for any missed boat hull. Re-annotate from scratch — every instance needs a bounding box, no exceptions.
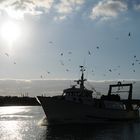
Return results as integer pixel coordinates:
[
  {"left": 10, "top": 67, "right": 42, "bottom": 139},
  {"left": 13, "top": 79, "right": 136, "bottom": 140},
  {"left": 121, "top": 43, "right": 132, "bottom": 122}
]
[{"left": 37, "top": 96, "right": 139, "bottom": 125}]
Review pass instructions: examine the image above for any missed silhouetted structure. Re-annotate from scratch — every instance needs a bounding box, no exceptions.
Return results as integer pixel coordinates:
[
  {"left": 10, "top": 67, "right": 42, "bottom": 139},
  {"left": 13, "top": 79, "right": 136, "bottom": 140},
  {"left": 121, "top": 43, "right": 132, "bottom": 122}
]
[{"left": 0, "top": 96, "right": 40, "bottom": 106}]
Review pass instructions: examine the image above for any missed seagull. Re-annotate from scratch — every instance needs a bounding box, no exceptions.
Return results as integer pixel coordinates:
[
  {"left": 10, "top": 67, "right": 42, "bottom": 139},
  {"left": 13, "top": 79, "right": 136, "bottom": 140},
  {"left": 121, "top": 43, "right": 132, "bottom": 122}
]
[
  {"left": 128, "top": 32, "right": 131, "bottom": 37},
  {"left": 47, "top": 71, "right": 50, "bottom": 74},
  {"left": 96, "top": 46, "right": 99, "bottom": 49},
  {"left": 88, "top": 51, "right": 91, "bottom": 56},
  {"left": 49, "top": 41, "right": 53, "bottom": 44},
  {"left": 68, "top": 51, "right": 72, "bottom": 54},
  {"left": 5, "top": 53, "right": 9, "bottom": 57},
  {"left": 66, "top": 69, "right": 69, "bottom": 72}
]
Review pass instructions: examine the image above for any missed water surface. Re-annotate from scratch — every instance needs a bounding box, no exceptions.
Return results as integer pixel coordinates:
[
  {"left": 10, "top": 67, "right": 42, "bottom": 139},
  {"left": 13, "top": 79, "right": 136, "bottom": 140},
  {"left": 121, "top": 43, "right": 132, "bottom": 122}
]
[{"left": 0, "top": 106, "right": 140, "bottom": 140}]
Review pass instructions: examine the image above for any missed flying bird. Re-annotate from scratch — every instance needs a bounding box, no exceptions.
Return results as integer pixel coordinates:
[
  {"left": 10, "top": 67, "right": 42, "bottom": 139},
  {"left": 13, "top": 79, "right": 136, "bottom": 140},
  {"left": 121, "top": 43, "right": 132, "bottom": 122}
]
[
  {"left": 66, "top": 69, "right": 69, "bottom": 72},
  {"left": 68, "top": 51, "right": 72, "bottom": 54},
  {"left": 60, "top": 53, "right": 63, "bottom": 56},
  {"left": 128, "top": 32, "right": 131, "bottom": 37},
  {"left": 5, "top": 53, "right": 9, "bottom": 57},
  {"left": 49, "top": 41, "right": 53, "bottom": 44},
  {"left": 47, "top": 71, "right": 50, "bottom": 74},
  {"left": 88, "top": 51, "right": 91, "bottom": 56},
  {"left": 96, "top": 46, "right": 99, "bottom": 49}
]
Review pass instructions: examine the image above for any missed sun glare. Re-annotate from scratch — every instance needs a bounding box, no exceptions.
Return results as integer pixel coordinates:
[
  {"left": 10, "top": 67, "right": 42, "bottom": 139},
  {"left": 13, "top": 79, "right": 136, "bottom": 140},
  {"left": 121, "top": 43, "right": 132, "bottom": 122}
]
[{"left": 1, "top": 21, "right": 21, "bottom": 43}]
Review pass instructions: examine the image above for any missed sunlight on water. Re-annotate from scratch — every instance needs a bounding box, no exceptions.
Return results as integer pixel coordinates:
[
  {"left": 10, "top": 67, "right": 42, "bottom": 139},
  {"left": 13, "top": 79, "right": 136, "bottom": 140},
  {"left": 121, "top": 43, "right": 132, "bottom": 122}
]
[
  {"left": 0, "top": 106, "right": 45, "bottom": 140},
  {"left": 0, "top": 121, "right": 23, "bottom": 140},
  {"left": 0, "top": 106, "right": 140, "bottom": 140},
  {"left": 0, "top": 106, "right": 29, "bottom": 115}
]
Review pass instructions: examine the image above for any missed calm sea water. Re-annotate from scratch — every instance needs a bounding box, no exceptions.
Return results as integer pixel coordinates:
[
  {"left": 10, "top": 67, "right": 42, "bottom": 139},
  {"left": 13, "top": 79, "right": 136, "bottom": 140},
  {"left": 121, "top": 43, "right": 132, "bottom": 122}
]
[{"left": 0, "top": 106, "right": 140, "bottom": 140}]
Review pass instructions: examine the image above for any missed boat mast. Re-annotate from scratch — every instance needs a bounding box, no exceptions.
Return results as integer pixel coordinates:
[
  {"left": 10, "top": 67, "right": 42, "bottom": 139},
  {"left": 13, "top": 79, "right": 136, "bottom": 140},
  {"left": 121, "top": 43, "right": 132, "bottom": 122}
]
[{"left": 79, "top": 66, "right": 87, "bottom": 89}]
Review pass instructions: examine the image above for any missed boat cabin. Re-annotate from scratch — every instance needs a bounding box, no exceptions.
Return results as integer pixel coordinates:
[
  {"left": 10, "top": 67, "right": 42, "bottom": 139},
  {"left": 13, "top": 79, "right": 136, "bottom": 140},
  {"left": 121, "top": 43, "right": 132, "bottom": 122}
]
[{"left": 63, "top": 85, "right": 93, "bottom": 98}]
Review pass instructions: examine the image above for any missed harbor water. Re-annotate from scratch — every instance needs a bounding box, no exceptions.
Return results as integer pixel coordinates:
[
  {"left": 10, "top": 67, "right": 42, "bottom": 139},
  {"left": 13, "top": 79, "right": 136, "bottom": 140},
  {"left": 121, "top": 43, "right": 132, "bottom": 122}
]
[{"left": 0, "top": 106, "right": 140, "bottom": 140}]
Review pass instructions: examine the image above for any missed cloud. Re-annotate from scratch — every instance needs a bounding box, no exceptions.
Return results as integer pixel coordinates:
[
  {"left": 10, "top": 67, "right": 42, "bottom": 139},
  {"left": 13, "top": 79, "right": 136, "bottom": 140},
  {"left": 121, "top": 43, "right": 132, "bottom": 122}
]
[
  {"left": 133, "top": 4, "right": 140, "bottom": 11},
  {"left": 0, "top": 0, "right": 54, "bottom": 19},
  {"left": 0, "top": 0, "right": 139, "bottom": 21},
  {"left": 54, "top": 15, "right": 67, "bottom": 21},
  {"left": 90, "top": 0, "right": 127, "bottom": 21},
  {"left": 55, "top": 0, "right": 85, "bottom": 14}
]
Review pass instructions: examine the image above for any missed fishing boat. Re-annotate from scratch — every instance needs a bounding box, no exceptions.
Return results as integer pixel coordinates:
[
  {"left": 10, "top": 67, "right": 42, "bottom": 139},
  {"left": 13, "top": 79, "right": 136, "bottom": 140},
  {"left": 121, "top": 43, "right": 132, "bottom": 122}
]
[{"left": 37, "top": 66, "right": 139, "bottom": 125}]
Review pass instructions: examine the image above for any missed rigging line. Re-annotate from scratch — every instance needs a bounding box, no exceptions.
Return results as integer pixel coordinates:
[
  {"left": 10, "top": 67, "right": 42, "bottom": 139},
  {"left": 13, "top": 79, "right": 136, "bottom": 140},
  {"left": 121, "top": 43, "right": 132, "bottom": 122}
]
[{"left": 86, "top": 81, "right": 100, "bottom": 94}]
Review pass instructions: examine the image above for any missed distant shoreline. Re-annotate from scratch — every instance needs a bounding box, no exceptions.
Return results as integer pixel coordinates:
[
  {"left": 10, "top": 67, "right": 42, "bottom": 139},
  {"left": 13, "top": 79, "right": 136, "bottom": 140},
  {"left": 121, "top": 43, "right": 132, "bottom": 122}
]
[{"left": 0, "top": 96, "right": 40, "bottom": 106}]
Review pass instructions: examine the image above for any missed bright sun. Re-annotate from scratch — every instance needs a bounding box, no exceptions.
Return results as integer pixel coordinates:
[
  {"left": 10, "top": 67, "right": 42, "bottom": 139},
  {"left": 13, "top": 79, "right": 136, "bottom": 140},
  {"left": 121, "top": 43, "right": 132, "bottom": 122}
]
[{"left": 1, "top": 21, "right": 21, "bottom": 43}]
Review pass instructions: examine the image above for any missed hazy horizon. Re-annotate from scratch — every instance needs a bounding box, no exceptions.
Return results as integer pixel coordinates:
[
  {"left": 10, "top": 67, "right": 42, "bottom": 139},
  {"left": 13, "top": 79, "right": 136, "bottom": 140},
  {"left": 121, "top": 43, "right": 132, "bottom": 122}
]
[{"left": 0, "top": 79, "right": 140, "bottom": 100}]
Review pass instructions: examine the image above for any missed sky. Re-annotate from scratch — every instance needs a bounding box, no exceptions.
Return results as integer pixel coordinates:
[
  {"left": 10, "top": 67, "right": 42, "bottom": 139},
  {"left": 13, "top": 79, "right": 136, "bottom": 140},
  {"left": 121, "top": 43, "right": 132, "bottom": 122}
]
[{"left": 0, "top": 0, "right": 140, "bottom": 81}]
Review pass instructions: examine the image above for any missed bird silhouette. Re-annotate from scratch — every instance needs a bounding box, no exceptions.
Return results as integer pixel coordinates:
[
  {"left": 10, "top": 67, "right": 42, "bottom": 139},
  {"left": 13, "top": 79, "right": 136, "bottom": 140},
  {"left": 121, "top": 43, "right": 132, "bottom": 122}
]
[
  {"left": 49, "top": 41, "right": 53, "bottom": 44},
  {"left": 68, "top": 51, "right": 72, "bottom": 54},
  {"left": 66, "top": 69, "right": 69, "bottom": 72},
  {"left": 128, "top": 32, "right": 131, "bottom": 37},
  {"left": 5, "top": 53, "right": 9, "bottom": 57},
  {"left": 47, "top": 71, "right": 50, "bottom": 74},
  {"left": 88, "top": 51, "right": 91, "bottom": 56}
]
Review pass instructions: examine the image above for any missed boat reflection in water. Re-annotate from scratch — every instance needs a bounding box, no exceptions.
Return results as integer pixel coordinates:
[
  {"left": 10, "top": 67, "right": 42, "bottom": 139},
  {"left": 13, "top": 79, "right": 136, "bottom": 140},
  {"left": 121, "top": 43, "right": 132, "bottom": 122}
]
[{"left": 46, "top": 122, "right": 140, "bottom": 140}]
